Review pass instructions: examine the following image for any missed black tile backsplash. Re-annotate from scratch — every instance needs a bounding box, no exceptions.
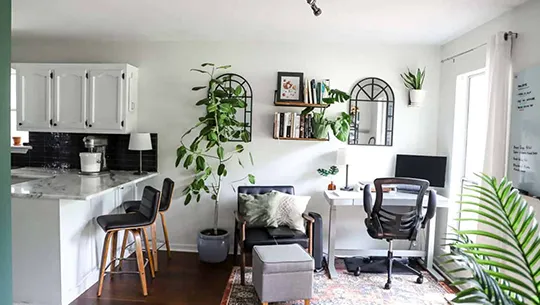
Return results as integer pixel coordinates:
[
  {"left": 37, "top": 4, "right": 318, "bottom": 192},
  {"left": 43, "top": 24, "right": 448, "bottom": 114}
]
[{"left": 12, "top": 132, "right": 158, "bottom": 172}]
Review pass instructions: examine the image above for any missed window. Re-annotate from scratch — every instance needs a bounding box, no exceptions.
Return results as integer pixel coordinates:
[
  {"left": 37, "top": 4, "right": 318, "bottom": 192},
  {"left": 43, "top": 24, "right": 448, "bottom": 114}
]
[{"left": 10, "top": 69, "right": 29, "bottom": 145}]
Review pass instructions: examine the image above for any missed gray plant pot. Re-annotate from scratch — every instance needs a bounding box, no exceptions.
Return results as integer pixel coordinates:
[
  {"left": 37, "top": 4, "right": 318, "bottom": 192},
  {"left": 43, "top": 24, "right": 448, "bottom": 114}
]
[{"left": 197, "top": 228, "right": 230, "bottom": 263}]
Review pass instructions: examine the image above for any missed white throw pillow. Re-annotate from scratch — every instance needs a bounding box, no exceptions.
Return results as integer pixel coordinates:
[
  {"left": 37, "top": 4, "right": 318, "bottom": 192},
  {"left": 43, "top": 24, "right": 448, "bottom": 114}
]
[{"left": 271, "top": 191, "right": 311, "bottom": 233}]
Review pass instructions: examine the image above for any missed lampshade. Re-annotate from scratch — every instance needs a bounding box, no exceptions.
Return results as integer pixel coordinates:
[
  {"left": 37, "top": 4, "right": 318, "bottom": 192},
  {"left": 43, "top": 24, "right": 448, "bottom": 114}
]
[
  {"left": 129, "top": 133, "right": 152, "bottom": 151},
  {"left": 336, "top": 147, "right": 354, "bottom": 165}
]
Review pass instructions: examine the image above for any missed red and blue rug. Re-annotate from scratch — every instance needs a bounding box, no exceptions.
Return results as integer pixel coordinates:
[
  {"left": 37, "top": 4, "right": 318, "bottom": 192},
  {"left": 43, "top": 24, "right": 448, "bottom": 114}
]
[{"left": 221, "top": 260, "right": 454, "bottom": 305}]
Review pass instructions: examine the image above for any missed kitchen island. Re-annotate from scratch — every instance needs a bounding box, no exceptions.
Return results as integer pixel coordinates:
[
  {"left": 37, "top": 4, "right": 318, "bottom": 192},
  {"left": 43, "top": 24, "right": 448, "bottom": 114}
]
[{"left": 11, "top": 168, "right": 158, "bottom": 305}]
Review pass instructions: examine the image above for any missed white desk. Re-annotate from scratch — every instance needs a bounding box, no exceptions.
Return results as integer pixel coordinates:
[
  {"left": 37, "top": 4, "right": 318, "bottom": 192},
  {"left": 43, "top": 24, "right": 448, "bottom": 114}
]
[{"left": 323, "top": 190, "right": 449, "bottom": 280}]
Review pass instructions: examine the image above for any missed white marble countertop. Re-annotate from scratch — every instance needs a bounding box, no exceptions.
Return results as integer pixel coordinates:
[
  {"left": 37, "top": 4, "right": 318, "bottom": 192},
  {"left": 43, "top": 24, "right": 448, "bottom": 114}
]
[{"left": 11, "top": 167, "right": 158, "bottom": 200}]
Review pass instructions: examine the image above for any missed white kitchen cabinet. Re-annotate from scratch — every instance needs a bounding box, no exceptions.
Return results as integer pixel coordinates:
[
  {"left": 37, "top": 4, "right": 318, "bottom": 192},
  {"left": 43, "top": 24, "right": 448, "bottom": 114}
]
[
  {"left": 12, "top": 63, "right": 138, "bottom": 134},
  {"left": 16, "top": 67, "right": 53, "bottom": 130},
  {"left": 53, "top": 68, "right": 87, "bottom": 130}
]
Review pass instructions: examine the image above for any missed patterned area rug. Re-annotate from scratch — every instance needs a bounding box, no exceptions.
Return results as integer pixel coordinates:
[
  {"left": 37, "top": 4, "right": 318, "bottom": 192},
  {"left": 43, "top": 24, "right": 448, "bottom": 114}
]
[{"left": 221, "top": 260, "right": 454, "bottom": 305}]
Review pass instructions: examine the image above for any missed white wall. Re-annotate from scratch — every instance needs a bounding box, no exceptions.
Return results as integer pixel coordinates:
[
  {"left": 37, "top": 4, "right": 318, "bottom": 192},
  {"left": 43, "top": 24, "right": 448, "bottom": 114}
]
[
  {"left": 436, "top": 0, "right": 540, "bottom": 258},
  {"left": 11, "top": 39, "right": 441, "bottom": 251}
]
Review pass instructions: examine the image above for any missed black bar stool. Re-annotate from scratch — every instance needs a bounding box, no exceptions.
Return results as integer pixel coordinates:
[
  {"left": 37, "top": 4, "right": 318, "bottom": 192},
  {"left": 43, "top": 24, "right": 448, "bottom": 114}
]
[
  {"left": 96, "top": 186, "right": 161, "bottom": 297},
  {"left": 120, "top": 178, "right": 175, "bottom": 271}
]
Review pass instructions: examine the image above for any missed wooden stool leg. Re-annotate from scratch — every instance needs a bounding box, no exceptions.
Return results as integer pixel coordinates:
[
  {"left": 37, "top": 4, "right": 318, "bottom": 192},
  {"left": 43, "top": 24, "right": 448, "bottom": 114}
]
[
  {"left": 132, "top": 229, "right": 148, "bottom": 296},
  {"left": 151, "top": 223, "right": 158, "bottom": 271},
  {"left": 142, "top": 228, "right": 155, "bottom": 278},
  {"left": 97, "top": 232, "right": 113, "bottom": 297},
  {"left": 119, "top": 230, "right": 129, "bottom": 271},
  {"left": 262, "top": 303, "right": 268, "bottom": 305},
  {"left": 305, "top": 300, "right": 311, "bottom": 305},
  {"left": 110, "top": 231, "right": 118, "bottom": 279},
  {"left": 160, "top": 212, "right": 172, "bottom": 259}
]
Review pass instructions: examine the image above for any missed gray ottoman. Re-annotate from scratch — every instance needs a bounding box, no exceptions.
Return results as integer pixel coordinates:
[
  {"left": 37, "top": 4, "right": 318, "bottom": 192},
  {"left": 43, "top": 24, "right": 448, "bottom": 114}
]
[{"left": 252, "top": 244, "right": 314, "bottom": 305}]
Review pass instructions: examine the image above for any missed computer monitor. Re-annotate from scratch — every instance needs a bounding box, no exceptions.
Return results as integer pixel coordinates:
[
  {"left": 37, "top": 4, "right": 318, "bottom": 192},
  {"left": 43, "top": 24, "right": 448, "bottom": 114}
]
[{"left": 395, "top": 154, "right": 447, "bottom": 188}]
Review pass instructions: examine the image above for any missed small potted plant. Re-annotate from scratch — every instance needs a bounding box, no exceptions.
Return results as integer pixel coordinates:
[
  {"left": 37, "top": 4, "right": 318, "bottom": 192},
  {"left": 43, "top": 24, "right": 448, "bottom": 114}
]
[
  {"left": 317, "top": 165, "right": 339, "bottom": 190},
  {"left": 400, "top": 68, "right": 426, "bottom": 107},
  {"left": 302, "top": 88, "right": 351, "bottom": 142},
  {"left": 175, "top": 63, "right": 255, "bottom": 263}
]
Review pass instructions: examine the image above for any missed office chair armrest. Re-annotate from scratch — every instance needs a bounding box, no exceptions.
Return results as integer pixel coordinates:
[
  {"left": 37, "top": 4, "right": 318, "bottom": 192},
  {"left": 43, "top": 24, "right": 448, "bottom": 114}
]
[
  {"left": 302, "top": 213, "right": 315, "bottom": 223},
  {"left": 421, "top": 189, "right": 437, "bottom": 228},
  {"left": 363, "top": 184, "right": 374, "bottom": 215}
]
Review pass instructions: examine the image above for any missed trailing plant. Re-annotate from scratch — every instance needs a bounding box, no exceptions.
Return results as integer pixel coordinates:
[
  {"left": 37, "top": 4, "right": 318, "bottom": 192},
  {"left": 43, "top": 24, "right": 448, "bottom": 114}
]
[
  {"left": 317, "top": 166, "right": 339, "bottom": 177},
  {"left": 301, "top": 88, "right": 351, "bottom": 142},
  {"left": 443, "top": 173, "right": 540, "bottom": 305},
  {"left": 400, "top": 68, "right": 426, "bottom": 90},
  {"left": 175, "top": 63, "right": 255, "bottom": 235}
]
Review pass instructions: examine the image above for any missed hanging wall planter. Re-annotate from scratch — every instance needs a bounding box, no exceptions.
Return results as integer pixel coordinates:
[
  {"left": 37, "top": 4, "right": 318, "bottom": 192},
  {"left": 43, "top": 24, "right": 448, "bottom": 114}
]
[
  {"left": 409, "top": 89, "right": 427, "bottom": 107},
  {"left": 400, "top": 68, "right": 426, "bottom": 107}
]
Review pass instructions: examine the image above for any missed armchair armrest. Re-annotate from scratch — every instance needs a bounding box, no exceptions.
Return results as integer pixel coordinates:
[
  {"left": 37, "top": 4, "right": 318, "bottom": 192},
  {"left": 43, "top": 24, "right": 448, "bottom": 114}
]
[
  {"left": 234, "top": 210, "right": 246, "bottom": 224},
  {"left": 302, "top": 213, "right": 315, "bottom": 223},
  {"left": 234, "top": 211, "right": 247, "bottom": 243}
]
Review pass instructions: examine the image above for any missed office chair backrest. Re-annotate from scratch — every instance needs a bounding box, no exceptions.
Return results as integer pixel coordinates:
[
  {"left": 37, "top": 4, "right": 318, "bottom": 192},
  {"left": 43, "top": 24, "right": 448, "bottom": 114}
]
[
  {"left": 159, "top": 178, "right": 175, "bottom": 212},
  {"left": 363, "top": 178, "right": 436, "bottom": 241},
  {"left": 138, "top": 186, "right": 161, "bottom": 223}
]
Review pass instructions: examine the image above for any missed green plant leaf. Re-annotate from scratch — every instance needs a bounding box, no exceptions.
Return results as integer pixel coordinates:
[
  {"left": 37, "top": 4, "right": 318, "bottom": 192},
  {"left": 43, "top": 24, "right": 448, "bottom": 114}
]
[
  {"left": 195, "top": 156, "right": 205, "bottom": 171},
  {"left": 249, "top": 152, "right": 254, "bottom": 165},
  {"left": 201, "top": 63, "right": 215, "bottom": 67},
  {"left": 184, "top": 193, "right": 192, "bottom": 205},
  {"left": 175, "top": 146, "right": 187, "bottom": 167},
  {"left": 238, "top": 158, "right": 244, "bottom": 168},
  {"left": 208, "top": 132, "right": 218, "bottom": 142},
  {"left": 214, "top": 90, "right": 228, "bottom": 98},
  {"left": 216, "top": 65, "right": 231, "bottom": 69},
  {"left": 217, "top": 146, "right": 224, "bottom": 159},
  {"left": 241, "top": 131, "right": 250, "bottom": 142},
  {"left": 183, "top": 154, "right": 194, "bottom": 169},
  {"left": 190, "top": 69, "right": 210, "bottom": 75},
  {"left": 217, "top": 164, "right": 225, "bottom": 176},
  {"left": 248, "top": 174, "right": 256, "bottom": 184},
  {"left": 234, "top": 85, "right": 243, "bottom": 96},
  {"left": 196, "top": 98, "right": 211, "bottom": 105},
  {"left": 192, "top": 86, "right": 207, "bottom": 91},
  {"left": 235, "top": 144, "right": 244, "bottom": 153}
]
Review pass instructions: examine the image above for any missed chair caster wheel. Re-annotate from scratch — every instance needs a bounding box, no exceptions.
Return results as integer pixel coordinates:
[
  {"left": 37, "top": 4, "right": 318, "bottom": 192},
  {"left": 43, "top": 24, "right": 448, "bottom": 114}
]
[
  {"left": 384, "top": 283, "right": 391, "bottom": 290},
  {"left": 416, "top": 276, "right": 424, "bottom": 284},
  {"left": 354, "top": 267, "right": 361, "bottom": 276}
]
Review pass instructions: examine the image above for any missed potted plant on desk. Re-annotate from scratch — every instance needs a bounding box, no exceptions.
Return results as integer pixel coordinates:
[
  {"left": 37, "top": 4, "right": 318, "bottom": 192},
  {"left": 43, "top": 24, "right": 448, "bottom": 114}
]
[
  {"left": 301, "top": 88, "right": 351, "bottom": 142},
  {"left": 175, "top": 63, "right": 255, "bottom": 263}
]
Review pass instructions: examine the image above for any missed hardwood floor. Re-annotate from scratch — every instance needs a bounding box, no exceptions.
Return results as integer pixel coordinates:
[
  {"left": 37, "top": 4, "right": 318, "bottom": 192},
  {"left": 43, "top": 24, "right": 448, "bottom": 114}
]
[{"left": 71, "top": 251, "right": 235, "bottom": 305}]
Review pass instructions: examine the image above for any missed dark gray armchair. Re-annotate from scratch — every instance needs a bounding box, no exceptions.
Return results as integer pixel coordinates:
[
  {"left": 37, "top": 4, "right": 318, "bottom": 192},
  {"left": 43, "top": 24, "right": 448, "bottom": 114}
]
[{"left": 233, "top": 185, "right": 316, "bottom": 285}]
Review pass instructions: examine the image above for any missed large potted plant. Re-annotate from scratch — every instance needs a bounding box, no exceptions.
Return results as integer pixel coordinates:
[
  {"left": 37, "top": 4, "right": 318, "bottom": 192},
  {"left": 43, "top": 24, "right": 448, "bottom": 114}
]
[
  {"left": 400, "top": 68, "right": 426, "bottom": 107},
  {"left": 301, "top": 88, "right": 351, "bottom": 142},
  {"left": 175, "top": 63, "right": 255, "bottom": 263},
  {"left": 444, "top": 173, "right": 540, "bottom": 304}
]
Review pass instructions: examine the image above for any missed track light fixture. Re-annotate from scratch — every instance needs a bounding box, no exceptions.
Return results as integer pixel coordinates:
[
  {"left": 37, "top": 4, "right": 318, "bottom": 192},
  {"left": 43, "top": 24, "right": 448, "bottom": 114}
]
[{"left": 306, "top": 0, "right": 322, "bottom": 16}]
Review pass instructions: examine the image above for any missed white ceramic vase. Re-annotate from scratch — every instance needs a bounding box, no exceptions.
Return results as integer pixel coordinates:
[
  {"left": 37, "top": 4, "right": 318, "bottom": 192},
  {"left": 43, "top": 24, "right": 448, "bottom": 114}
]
[{"left": 409, "top": 89, "right": 427, "bottom": 107}]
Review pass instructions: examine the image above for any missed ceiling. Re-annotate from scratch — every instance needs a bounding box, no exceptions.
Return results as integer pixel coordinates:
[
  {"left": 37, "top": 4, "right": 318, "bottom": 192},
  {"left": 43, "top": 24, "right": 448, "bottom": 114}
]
[{"left": 12, "top": 0, "right": 528, "bottom": 45}]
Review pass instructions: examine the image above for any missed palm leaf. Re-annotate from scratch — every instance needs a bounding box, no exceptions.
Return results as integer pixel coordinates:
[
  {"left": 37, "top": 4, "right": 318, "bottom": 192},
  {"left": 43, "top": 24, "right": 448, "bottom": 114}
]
[{"left": 447, "top": 173, "right": 540, "bottom": 304}]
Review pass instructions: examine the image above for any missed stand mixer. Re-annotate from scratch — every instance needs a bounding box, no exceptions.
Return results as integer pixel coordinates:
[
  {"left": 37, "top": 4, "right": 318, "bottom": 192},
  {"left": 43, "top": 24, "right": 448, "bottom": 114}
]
[{"left": 81, "top": 136, "right": 109, "bottom": 174}]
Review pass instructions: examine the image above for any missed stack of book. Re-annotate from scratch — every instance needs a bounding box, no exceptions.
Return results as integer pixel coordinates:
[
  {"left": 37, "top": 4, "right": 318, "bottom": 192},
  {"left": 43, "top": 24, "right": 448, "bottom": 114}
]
[
  {"left": 273, "top": 112, "right": 315, "bottom": 139},
  {"left": 303, "top": 79, "right": 330, "bottom": 104}
]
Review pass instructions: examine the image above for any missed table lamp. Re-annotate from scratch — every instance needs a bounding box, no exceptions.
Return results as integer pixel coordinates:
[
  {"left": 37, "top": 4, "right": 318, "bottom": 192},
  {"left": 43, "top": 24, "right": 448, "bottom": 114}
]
[
  {"left": 129, "top": 133, "right": 152, "bottom": 175},
  {"left": 336, "top": 147, "right": 354, "bottom": 191}
]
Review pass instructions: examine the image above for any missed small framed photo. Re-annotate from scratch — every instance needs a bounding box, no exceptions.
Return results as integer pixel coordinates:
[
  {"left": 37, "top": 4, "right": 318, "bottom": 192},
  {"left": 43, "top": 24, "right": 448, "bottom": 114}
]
[{"left": 277, "top": 72, "right": 304, "bottom": 102}]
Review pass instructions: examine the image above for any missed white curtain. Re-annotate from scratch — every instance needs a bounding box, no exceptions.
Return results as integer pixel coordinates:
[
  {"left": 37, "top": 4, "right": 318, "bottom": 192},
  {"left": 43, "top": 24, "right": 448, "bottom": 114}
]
[{"left": 483, "top": 32, "right": 513, "bottom": 179}]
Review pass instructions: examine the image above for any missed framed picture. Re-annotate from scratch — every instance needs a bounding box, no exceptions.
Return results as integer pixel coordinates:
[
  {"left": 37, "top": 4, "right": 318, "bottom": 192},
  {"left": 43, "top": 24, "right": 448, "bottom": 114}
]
[{"left": 277, "top": 72, "right": 304, "bottom": 102}]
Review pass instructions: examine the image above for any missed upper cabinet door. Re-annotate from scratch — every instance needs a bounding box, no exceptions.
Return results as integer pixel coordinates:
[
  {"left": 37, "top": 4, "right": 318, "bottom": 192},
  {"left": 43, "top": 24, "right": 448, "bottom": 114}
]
[
  {"left": 53, "top": 68, "right": 87, "bottom": 130},
  {"left": 88, "top": 69, "right": 124, "bottom": 131},
  {"left": 17, "top": 68, "right": 52, "bottom": 130}
]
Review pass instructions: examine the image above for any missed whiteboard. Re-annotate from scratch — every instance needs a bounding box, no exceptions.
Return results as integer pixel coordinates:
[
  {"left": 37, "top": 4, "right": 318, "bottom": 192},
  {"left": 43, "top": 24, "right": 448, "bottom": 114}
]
[{"left": 508, "top": 65, "right": 540, "bottom": 196}]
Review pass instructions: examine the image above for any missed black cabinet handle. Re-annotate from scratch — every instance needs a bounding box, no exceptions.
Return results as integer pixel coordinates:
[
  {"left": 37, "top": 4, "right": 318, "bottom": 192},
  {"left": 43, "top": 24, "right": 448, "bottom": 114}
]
[
  {"left": 53, "top": 123, "right": 57, "bottom": 126},
  {"left": 121, "top": 120, "right": 124, "bottom": 127},
  {"left": 50, "top": 119, "right": 53, "bottom": 126},
  {"left": 85, "top": 120, "right": 88, "bottom": 127},
  {"left": 18, "top": 123, "right": 22, "bottom": 126},
  {"left": 89, "top": 124, "right": 93, "bottom": 128}
]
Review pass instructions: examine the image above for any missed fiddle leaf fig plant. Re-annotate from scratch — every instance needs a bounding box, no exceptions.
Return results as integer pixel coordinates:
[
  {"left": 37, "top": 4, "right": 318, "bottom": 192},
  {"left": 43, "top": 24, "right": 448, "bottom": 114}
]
[
  {"left": 175, "top": 63, "right": 255, "bottom": 235},
  {"left": 302, "top": 88, "right": 351, "bottom": 142}
]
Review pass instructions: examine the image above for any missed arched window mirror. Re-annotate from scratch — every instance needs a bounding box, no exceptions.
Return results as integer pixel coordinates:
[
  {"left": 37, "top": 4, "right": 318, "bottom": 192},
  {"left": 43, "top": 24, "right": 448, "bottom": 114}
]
[
  {"left": 215, "top": 73, "right": 253, "bottom": 142},
  {"left": 348, "top": 77, "right": 395, "bottom": 146}
]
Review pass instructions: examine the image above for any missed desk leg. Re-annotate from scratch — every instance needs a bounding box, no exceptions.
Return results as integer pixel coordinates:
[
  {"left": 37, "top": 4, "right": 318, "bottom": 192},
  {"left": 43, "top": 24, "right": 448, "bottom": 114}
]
[
  {"left": 327, "top": 205, "right": 338, "bottom": 279},
  {"left": 423, "top": 211, "right": 444, "bottom": 281}
]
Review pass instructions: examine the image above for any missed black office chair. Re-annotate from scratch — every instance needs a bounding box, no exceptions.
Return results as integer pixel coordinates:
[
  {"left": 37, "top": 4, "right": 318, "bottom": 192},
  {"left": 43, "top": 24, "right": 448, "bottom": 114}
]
[{"left": 363, "top": 178, "right": 436, "bottom": 290}]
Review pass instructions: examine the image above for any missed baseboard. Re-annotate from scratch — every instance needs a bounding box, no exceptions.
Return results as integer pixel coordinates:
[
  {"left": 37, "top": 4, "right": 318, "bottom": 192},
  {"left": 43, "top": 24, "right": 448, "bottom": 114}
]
[{"left": 166, "top": 243, "right": 237, "bottom": 255}]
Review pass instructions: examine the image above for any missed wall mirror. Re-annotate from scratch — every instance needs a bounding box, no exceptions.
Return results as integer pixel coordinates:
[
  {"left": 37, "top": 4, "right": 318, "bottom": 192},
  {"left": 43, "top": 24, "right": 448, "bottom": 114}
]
[
  {"left": 215, "top": 73, "right": 253, "bottom": 142},
  {"left": 348, "top": 77, "right": 395, "bottom": 146}
]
